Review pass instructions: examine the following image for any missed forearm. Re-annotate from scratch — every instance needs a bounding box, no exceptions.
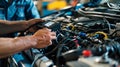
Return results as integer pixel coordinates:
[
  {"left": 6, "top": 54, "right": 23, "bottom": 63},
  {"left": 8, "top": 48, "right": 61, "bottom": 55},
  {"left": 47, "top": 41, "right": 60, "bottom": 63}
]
[
  {"left": 0, "top": 20, "right": 29, "bottom": 35},
  {"left": 0, "top": 36, "right": 36, "bottom": 58}
]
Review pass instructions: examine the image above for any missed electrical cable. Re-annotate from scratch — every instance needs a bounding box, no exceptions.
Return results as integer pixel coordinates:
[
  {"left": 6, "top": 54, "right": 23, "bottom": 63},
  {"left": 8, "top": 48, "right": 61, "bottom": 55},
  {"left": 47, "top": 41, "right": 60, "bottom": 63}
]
[
  {"left": 110, "top": 29, "right": 120, "bottom": 36},
  {"left": 103, "top": 18, "right": 111, "bottom": 34},
  {"left": 77, "top": 9, "right": 120, "bottom": 20},
  {"left": 78, "top": 9, "right": 120, "bottom": 17},
  {"left": 107, "top": 2, "right": 120, "bottom": 9},
  {"left": 56, "top": 37, "right": 75, "bottom": 67},
  {"left": 31, "top": 55, "right": 43, "bottom": 67}
]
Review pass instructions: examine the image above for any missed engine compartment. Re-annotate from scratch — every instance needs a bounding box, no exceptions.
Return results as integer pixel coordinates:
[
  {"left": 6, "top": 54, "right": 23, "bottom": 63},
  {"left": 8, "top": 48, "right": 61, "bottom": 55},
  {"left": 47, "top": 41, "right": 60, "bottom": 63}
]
[{"left": 9, "top": 2, "right": 120, "bottom": 67}]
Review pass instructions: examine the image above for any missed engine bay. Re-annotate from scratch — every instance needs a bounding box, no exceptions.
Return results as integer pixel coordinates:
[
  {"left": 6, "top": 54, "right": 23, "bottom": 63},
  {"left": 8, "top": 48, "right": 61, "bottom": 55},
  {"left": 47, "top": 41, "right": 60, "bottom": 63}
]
[{"left": 9, "top": 1, "right": 120, "bottom": 67}]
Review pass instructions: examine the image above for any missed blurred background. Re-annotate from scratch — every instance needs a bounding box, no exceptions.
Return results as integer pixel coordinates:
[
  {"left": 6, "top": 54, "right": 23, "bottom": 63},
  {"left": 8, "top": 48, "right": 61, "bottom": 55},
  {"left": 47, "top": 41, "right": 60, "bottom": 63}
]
[
  {"left": 33, "top": 0, "right": 119, "bottom": 17},
  {"left": 33, "top": 0, "right": 78, "bottom": 16},
  {"left": 33, "top": 0, "right": 71, "bottom": 16}
]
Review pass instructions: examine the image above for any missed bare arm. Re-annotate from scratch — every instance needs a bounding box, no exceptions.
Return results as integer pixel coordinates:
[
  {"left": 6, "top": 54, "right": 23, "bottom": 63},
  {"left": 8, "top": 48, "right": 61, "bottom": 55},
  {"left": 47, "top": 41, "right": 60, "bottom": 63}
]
[
  {"left": 0, "top": 28, "right": 56, "bottom": 58},
  {"left": 0, "top": 19, "right": 44, "bottom": 35},
  {"left": 0, "top": 36, "right": 35, "bottom": 58},
  {"left": 0, "top": 20, "right": 28, "bottom": 35}
]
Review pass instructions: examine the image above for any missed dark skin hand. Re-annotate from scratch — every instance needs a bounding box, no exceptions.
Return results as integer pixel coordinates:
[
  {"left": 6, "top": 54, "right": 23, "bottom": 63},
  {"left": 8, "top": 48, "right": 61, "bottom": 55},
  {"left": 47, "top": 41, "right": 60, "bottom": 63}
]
[{"left": 0, "top": 19, "right": 44, "bottom": 35}]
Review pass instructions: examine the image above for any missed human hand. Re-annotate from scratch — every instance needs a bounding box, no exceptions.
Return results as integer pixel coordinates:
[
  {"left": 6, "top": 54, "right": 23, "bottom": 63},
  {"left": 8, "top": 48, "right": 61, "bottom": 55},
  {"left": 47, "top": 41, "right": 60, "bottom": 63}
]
[
  {"left": 27, "top": 18, "right": 44, "bottom": 26},
  {"left": 32, "top": 28, "right": 56, "bottom": 48},
  {"left": 26, "top": 19, "right": 45, "bottom": 33}
]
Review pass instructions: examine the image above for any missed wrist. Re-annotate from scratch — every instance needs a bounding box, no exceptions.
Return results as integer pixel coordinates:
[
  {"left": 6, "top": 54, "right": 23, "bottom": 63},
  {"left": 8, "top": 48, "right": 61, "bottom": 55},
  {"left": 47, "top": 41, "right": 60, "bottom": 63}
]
[
  {"left": 29, "top": 36, "right": 38, "bottom": 48},
  {"left": 14, "top": 36, "right": 37, "bottom": 49}
]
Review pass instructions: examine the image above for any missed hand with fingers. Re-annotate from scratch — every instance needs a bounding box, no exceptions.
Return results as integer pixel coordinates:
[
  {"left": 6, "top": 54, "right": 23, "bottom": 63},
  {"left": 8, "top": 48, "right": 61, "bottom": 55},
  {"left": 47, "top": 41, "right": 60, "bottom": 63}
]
[
  {"left": 25, "top": 18, "right": 45, "bottom": 33},
  {"left": 32, "top": 28, "right": 56, "bottom": 48}
]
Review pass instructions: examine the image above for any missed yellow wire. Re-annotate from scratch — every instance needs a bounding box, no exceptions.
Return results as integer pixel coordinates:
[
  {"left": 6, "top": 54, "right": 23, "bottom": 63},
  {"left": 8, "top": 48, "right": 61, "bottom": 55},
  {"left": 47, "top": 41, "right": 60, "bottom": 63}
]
[
  {"left": 95, "top": 31, "right": 108, "bottom": 40},
  {"left": 67, "top": 23, "right": 75, "bottom": 30}
]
